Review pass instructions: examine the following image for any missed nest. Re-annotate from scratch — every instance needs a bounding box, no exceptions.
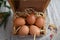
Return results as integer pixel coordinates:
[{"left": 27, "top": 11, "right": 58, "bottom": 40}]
[{"left": 13, "top": 8, "right": 46, "bottom": 36}]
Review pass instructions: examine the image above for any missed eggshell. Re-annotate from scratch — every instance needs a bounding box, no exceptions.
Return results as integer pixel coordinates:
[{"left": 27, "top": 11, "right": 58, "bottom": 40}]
[
  {"left": 35, "top": 17, "right": 45, "bottom": 28},
  {"left": 14, "top": 17, "right": 25, "bottom": 26},
  {"left": 18, "top": 25, "right": 29, "bottom": 36},
  {"left": 30, "top": 25, "right": 40, "bottom": 36},
  {"left": 26, "top": 13, "right": 36, "bottom": 24}
]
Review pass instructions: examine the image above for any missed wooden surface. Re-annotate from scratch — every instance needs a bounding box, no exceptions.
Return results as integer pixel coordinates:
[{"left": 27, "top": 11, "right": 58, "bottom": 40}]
[{"left": 8, "top": 0, "right": 50, "bottom": 12}]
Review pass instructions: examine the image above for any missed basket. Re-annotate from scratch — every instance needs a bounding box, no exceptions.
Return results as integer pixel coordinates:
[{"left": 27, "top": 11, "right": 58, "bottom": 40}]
[{"left": 8, "top": 0, "right": 50, "bottom": 37}]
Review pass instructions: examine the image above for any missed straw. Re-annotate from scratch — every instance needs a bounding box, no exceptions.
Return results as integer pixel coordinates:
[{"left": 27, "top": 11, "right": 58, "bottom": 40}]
[{"left": 34, "top": 34, "right": 36, "bottom": 40}]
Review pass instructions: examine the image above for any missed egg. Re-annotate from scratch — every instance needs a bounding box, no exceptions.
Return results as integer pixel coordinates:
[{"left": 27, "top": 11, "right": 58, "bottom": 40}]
[
  {"left": 30, "top": 25, "right": 40, "bottom": 36},
  {"left": 26, "top": 13, "right": 36, "bottom": 24},
  {"left": 14, "top": 17, "right": 25, "bottom": 26},
  {"left": 35, "top": 16, "right": 45, "bottom": 28},
  {"left": 18, "top": 25, "right": 29, "bottom": 36}
]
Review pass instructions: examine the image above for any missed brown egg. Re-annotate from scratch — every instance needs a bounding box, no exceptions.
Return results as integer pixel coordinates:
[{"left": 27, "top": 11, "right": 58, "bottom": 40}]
[
  {"left": 30, "top": 25, "right": 40, "bottom": 36},
  {"left": 14, "top": 17, "right": 25, "bottom": 26},
  {"left": 18, "top": 25, "right": 29, "bottom": 36},
  {"left": 35, "top": 16, "right": 45, "bottom": 28},
  {"left": 26, "top": 13, "right": 36, "bottom": 24}
]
